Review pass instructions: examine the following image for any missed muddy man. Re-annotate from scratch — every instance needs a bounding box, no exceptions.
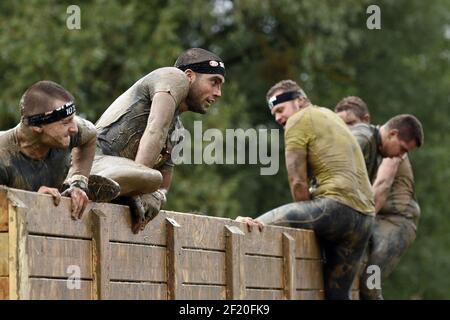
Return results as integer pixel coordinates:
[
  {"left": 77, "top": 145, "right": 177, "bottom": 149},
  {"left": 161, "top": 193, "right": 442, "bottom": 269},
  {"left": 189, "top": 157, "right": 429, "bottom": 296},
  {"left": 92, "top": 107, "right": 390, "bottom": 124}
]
[
  {"left": 91, "top": 48, "right": 225, "bottom": 233},
  {"left": 335, "top": 96, "right": 424, "bottom": 299},
  {"left": 0, "top": 81, "right": 120, "bottom": 220},
  {"left": 237, "top": 80, "right": 375, "bottom": 300}
]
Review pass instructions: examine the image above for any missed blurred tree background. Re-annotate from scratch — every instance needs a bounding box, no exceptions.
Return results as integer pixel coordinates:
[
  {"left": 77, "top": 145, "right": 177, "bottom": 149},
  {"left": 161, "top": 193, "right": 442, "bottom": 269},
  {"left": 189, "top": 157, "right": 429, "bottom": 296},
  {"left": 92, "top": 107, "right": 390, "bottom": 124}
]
[{"left": 0, "top": 0, "right": 448, "bottom": 299}]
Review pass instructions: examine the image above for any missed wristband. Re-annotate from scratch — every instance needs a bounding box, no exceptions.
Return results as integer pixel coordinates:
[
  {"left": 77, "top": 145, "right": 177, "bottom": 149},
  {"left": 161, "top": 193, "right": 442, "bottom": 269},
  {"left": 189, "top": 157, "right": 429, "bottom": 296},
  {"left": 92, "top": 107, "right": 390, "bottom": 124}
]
[{"left": 65, "top": 175, "right": 89, "bottom": 194}]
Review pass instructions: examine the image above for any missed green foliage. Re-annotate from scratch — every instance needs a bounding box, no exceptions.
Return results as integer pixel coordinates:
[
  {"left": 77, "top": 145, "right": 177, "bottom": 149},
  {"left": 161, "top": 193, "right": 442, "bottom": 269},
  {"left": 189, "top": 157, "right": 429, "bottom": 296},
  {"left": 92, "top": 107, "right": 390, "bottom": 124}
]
[{"left": 0, "top": 0, "right": 448, "bottom": 299}]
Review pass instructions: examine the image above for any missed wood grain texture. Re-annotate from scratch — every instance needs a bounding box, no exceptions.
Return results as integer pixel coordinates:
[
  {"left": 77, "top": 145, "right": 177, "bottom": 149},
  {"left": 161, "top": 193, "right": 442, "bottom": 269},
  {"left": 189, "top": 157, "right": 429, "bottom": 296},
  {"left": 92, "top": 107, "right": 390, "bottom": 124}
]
[
  {"left": 0, "top": 233, "right": 8, "bottom": 276},
  {"left": 29, "top": 278, "right": 92, "bottom": 300},
  {"left": 28, "top": 235, "right": 92, "bottom": 279}
]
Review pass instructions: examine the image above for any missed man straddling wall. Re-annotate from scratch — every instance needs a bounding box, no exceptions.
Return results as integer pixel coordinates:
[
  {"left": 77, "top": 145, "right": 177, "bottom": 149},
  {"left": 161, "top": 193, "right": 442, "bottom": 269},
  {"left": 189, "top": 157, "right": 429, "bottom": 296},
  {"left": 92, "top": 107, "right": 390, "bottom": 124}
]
[{"left": 237, "top": 80, "right": 375, "bottom": 300}]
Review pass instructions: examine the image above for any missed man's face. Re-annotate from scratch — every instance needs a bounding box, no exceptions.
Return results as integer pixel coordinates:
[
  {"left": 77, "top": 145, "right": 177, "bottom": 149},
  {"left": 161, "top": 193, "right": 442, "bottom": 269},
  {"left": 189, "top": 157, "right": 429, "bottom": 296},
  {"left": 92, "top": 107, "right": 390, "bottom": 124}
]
[
  {"left": 336, "top": 110, "right": 364, "bottom": 126},
  {"left": 186, "top": 73, "right": 225, "bottom": 114},
  {"left": 380, "top": 130, "right": 417, "bottom": 158},
  {"left": 270, "top": 91, "right": 301, "bottom": 127},
  {"left": 39, "top": 100, "right": 78, "bottom": 148}
]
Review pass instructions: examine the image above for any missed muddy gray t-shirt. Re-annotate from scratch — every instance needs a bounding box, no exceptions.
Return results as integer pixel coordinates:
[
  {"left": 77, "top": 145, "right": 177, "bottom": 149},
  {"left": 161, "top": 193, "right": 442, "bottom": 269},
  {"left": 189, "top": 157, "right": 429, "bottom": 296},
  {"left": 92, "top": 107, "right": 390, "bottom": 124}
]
[
  {"left": 95, "top": 67, "right": 189, "bottom": 169},
  {"left": 350, "top": 123, "right": 382, "bottom": 181},
  {"left": 0, "top": 116, "right": 96, "bottom": 191}
]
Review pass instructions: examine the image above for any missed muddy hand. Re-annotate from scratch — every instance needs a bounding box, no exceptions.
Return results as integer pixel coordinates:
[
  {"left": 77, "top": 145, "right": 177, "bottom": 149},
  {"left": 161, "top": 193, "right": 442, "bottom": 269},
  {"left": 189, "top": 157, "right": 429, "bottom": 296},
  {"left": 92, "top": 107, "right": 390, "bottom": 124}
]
[
  {"left": 236, "top": 216, "right": 264, "bottom": 232},
  {"left": 62, "top": 187, "right": 89, "bottom": 220},
  {"left": 38, "top": 186, "right": 62, "bottom": 206}
]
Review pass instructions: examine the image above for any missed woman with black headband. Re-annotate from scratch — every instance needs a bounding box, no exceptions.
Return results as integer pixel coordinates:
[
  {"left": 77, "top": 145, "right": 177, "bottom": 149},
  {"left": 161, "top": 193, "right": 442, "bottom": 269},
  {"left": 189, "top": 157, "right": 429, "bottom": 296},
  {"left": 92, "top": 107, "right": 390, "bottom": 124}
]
[
  {"left": 0, "top": 80, "right": 120, "bottom": 219},
  {"left": 91, "top": 48, "right": 225, "bottom": 234}
]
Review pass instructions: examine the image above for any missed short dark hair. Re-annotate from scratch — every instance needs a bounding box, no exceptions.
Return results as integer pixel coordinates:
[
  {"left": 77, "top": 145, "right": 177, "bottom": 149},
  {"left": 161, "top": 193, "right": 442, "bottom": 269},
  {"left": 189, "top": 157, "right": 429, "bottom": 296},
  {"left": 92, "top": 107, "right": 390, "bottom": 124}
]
[
  {"left": 335, "top": 96, "right": 369, "bottom": 119},
  {"left": 20, "top": 80, "right": 74, "bottom": 117},
  {"left": 174, "top": 48, "right": 223, "bottom": 67},
  {"left": 266, "top": 79, "right": 308, "bottom": 101},
  {"left": 385, "top": 114, "right": 424, "bottom": 147}
]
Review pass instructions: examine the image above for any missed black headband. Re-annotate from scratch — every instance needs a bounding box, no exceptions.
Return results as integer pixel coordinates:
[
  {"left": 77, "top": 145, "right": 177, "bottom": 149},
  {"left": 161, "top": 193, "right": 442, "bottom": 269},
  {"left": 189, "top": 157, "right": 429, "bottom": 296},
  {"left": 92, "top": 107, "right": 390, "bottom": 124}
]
[
  {"left": 25, "top": 101, "right": 76, "bottom": 126},
  {"left": 177, "top": 60, "right": 225, "bottom": 76},
  {"left": 268, "top": 91, "right": 303, "bottom": 110}
]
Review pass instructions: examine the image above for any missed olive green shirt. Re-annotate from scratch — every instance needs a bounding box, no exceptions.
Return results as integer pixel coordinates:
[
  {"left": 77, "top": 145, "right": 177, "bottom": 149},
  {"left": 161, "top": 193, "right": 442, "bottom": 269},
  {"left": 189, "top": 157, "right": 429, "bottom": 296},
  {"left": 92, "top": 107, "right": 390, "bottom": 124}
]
[{"left": 285, "top": 105, "right": 375, "bottom": 215}]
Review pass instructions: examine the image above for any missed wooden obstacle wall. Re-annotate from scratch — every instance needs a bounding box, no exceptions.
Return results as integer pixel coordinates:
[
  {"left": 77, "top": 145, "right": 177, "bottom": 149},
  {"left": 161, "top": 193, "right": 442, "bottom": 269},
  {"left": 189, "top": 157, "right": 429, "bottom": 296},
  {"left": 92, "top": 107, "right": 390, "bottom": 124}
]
[{"left": 0, "top": 186, "right": 357, "bottom": 300}]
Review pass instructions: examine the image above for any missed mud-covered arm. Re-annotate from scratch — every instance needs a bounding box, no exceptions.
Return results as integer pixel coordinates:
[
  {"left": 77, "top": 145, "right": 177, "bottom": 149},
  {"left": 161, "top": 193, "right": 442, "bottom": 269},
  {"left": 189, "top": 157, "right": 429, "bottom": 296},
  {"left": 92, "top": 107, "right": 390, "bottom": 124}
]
[
  {"left": 69, "top": 117, "right": 97, "bottom": 179},
  {"left": 373, "top": 157, "right": 402, "bottom": 213},
  {"left": 286, "top": 148, "right": 310, "bottom": 202},
  {"left": 135, "top": 92, "right": 177, "bottom": 168},
  {"left": 158, "top": 164, "right": 173, "bottom": 197}
]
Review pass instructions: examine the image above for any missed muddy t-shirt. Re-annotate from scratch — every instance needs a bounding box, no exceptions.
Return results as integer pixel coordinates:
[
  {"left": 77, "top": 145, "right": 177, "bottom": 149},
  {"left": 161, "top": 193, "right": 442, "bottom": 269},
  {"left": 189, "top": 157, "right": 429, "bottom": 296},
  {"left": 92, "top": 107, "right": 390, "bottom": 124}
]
[
  {"left": 349, "top": 123, "right": 381, "bottom": 181},
  {"left": 95, "top": 67, "right": 189, "bottom": 168},
  {"left": 378, "top": 155, "right": 420, "bottom": 222},
  {"left": 351, "top": 124, "right": 420, "bottom": 223},
  {"left": 284, "top": 105, "right": 375, "bottom": 215},
  {"left": 0, "top": 116, "right": 96, "bottom": 191}
]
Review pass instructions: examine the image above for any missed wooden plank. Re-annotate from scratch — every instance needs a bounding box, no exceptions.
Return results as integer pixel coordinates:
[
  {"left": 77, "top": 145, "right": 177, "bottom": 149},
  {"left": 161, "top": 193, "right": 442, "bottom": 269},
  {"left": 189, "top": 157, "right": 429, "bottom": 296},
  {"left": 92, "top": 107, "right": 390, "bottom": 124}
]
[
  {"left": 242, "top": 226, "right": 283, "bottom": 256},
  {"left": 9, "top": 205, "right": 29, "bottom": 300},
  {"left": 296, "top": 259, "right": 324, "bottom": 290},
  {"left": 245, "top": 255, "right": 283, "bottom": 289},
  {"left": 109, "top": 282, "right": 167, "bottom": 300},
  {"left": 293, "top": 230, "right": 322, "bottom": 259},
  {"left": 29, "top": 278, "right": 92, "bottom": 300},
  {"left": 109, "top": 209, "right": 233, "bottom": 249},
  {"left": 92, "top": 210, "right": 110, "bottom": 300},
  {"left": 28, "top": 235, "right": 92, "bottom": 279},
  {"left": 0, "top": 277, "right": 8, "bottom": 300},
  {"left": 109, "top": 243, "right": 166, "bottom": 282},
  {"left": 225, "top": 225, "right": 245, "bottom": 299},
  {"left": 166, "top": 217, "right": 182, "bottom": 300},
  {"left": 241, "top": 224, "right": 319, "bottom": 258},
  {"left": 179, "top": 249, "right": 225, "bottom": 285},
  {"left": 0, "top": 188, "right": 8, "bottom": 231},
  {"left": 10, "top": 188, "right": 93, "bottom": 238},
  {"left": 0, "top": 233, "right": 8, "bottom": 276},
  {"left": 297, "top": 290, "right": 325, "bottom": 300},
  {"left": 167, "top": 212, "right": 232, "bottom": 250},
  {"left": 179, "top": 284, "right": 225, "bottom": 300},
  {"left": 109, "top": 205, "right": 167, "bottom": 245},
  {"left": 245, "top": 289, "right": 283, "bottom": 300},
  {"left": 282, "top": 232, "right": 296, "bottom": 299}
]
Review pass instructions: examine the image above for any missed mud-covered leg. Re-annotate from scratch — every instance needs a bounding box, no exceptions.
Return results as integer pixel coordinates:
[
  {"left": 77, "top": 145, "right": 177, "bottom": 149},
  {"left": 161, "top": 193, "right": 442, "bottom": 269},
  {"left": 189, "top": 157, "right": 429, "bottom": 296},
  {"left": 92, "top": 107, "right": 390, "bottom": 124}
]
[
  {"left": 91, "top": 154, "right": 163, "bottom": 196},
  {"left": 359, "top": 215, "right": 416, "bottom": 300}
]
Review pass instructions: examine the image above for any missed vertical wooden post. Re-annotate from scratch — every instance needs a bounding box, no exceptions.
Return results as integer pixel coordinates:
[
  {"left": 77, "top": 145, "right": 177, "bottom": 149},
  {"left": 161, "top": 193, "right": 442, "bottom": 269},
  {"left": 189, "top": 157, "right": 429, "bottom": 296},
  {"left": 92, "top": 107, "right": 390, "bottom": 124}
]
[
  {"left": 92, "top": 207, "right": 111, "bottom": 300},
  {"left": 0, "top": 188, "right": 9, "bottom": 300},
  {"left": 282, "top": 232, "right": 296, "bottom": 300},
  {"left": 0, "top": 188, "right": 8, "bottom": 232},
  {"left": 8, "top": 195, "right": 29, "bottom": 300},
  {"left": 166, "top": 217, "right": 181, "bottom": 300},
  {"left": 224, "top": 225, "right": 245, "bottom": 300}
]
